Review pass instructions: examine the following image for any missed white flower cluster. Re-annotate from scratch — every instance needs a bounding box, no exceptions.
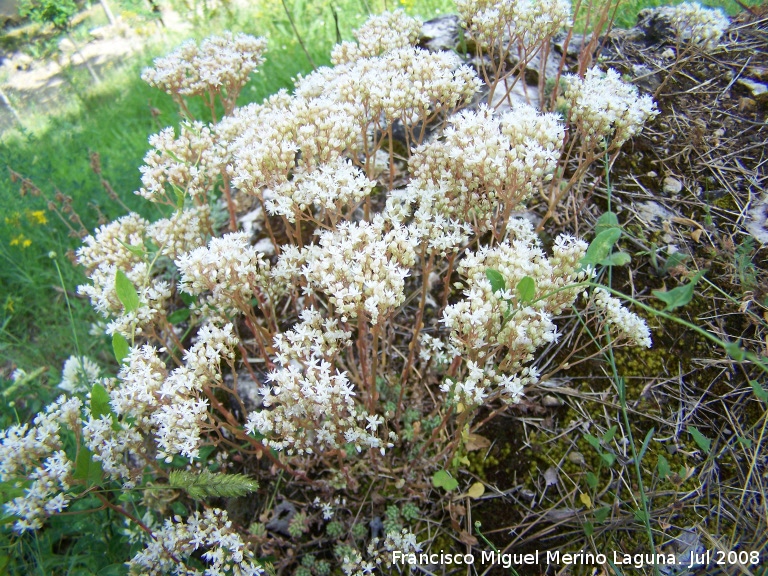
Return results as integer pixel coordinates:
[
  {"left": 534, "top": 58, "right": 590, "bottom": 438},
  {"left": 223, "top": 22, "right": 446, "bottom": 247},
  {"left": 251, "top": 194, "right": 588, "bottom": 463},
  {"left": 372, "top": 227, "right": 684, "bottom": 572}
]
[
  {"left": 232, "top": 46, "right": 479, "bottom": 195},
  {"left": 176, "top": 232, "right": 276, "bottom": 317},
  {"left": 58, "top": 355, "right": 101, "bottom": 394},
  {"left": 565, "top": 68, "right": 658, "bottom": 148},
  {"left": 147, "top": 204, "right": 213, "bottom": 260},
  {"left": 129, "top": 508, "right": 263, "bottom": 576},
  {"left": 83, "top": 413, "right": 144, "bottom": 485},
  {"left": 410, "top": 104, "right": 564, "bottom": 227},
  {"left": 385, "top": 182, "right": 470, "bottom": 257},
  {"left": 592, "top": 288, "right": 652, "bottom": 348},
  {"left": 442, "top": 219, "right": 589, "bottom": 404},
  {"left": 298, "top": 219, "right": 416, "bottom": 326},
  {"left": 456, "top": 0, "right": 571, "bottom": 51},
  {"left": 331, "top": 10, "right": 422, "bottom": 64},
  {"left": 264, "top": 158, "right": 375, "bottom": 225},
  {"left": 660, "top": 2, "right": 729, "bottom": 50},
  {"left": 341, "top": 528, "right": 421, "bottom": 576},
  {"left": 110, "top": 324, "right": 237, "bottom": 463},
  {"left": 141, "top": 32, "right": 267, "bottom": 99},
  {"left": 0, "top": 396, "right": 81, "bottom": 531},
  {"left": 138, "top": 122, "right": 220, "bottom": 203},
  {"left": 77, "top": 213, "right": 172, "bottom": 338},
  {"left": 272, "top": 307, "right": 351, "bottom": 365},
  {"left": 245, "top": 359, "right": 386, "bottom": 456}
]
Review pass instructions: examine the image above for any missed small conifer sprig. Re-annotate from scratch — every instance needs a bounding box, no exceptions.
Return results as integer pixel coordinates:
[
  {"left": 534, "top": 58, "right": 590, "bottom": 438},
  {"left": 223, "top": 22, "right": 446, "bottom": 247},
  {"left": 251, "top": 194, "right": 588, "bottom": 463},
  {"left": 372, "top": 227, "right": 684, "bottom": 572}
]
[{"left": 168, "top": 469, "right": 259, "bottom": 500}]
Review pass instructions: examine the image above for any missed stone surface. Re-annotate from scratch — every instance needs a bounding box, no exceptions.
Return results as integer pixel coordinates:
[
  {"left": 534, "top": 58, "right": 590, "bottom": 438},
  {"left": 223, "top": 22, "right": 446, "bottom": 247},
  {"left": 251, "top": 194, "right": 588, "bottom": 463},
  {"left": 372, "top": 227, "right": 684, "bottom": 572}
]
[
  {"left": 663, "top": 176, "right": 683, "bottom": 195},
  {"left": 419, "top": 15, "right": 461, "bottom": 53}
]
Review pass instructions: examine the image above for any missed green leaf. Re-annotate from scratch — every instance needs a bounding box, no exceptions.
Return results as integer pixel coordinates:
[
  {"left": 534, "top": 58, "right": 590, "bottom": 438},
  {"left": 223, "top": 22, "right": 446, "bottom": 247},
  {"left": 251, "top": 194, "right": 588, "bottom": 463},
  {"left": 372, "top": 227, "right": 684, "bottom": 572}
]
[
  {"left": 179, "top": 291, "right": 195, "bottom": 306},
  {"left": 594, "top": 506, "right": 611, "bottom": 523},
  {"left": 485, "top": 269, "right": 506, "bottom": 294},
  {"left": 583, "top": 521, "right": 594, "bottom": 536},
  {"left": 595, "top": 212, "right": 619, "bottom": 235},
  {"left": 432, "top": 470, "right": 459, "bottom": 492},
  {"left": 585, "top": 471, "right": 598, "bottom": 489},
  {"left": 724, "top": 341, "right": 745, "bottom": 362},
  {"left": 601, "top": 425, "right": 617, "bottom": 443},
  {"left": 633, "top": 509, "right": 649, "bottom": 523},
  {"left": 600, "top": 251, "right": 631, "bottom": 267},
  {"left": 584, "top": 433, "right": 601, "bottom": 452},
  {"left": 750, "top": 380, "right": 768, "bottom": 402},
  {"left": 638, "top": 427, "right": 655, "bottom": 462},
  {"left": 516, "top": 276, "right": 535, "bottom": 303},
  {"left": 168, "top": 469, "right": 259, "bottom": 500},
  {"left": 663, "top": 251, "right": 689, "bottom": 273},
  {"left": 687, "top": 426, "right": 711, "bottom": 455},
  {"left": 97, "top": 564, "right": 129, "bottom": 576},
  {"left": 737, "top": 435, "right": 752, "bottom": 449},
  {"left": 652, "top": 270, "right": 706, "bottom": 311},
  {"left": 582, "top": 228, "right": 622, "bottom": 267},
  {"left": 600, "top": 452, "right": 616, "bottom": 467},
  {"left": 91, "top": 383, "right": 112, "bottom": 419},
  {"left": 657, "top": 454, "right": 671, "bottom": 479},
  {"left": 73, "top": 447, "right": 103, "bottom": 486},
  {"left": 168, "top": 308, "right": 191, "bottom": 325},
  {"left": 170, "top": 501, "right": 187, "bottom": 516},
  {"left": 112, "top": 333, "right": 130, "bottom": 364},
  {"left": 114, "top": 269, "right": 140, "bottom": 313}
]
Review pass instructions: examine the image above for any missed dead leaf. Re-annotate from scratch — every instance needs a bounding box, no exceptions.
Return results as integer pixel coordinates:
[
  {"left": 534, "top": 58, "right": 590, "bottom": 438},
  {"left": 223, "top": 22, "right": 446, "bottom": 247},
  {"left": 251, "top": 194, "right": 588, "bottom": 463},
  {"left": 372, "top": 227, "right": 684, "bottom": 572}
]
[
  {"left": 690, "top": 229, "right": 703, "bottom": 243},
  {"left": 580, "top": 493, "right": 592, "bottom": 508},
  {"left": 467, "top": 482, "right": 485, "bottom": 499},
  {"left": 458, "top": 530, "right": 478, "bottom": 546},
  {"left": 543, "top": 466, "right": 559, "bottom": 486},
  {"left": 448, "top": 503, "right": 466, "bottom": 519},
  {"left": 672, "top": 216, "right": 703, "bottom": 229},
  {"left": 567, "top": 451, "right": 586, "bottom": 465},
  {"left": 465, "top": 433, "right": 491, "bottom": 452}
]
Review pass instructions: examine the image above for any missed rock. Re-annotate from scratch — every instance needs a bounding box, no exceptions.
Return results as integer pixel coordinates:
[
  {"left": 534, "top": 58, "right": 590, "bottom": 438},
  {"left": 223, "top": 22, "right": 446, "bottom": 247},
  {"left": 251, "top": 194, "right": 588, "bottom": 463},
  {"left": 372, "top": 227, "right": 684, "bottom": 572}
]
[
  {"left": 632, "top": 63, "right": 661, "bottom": 93},
  {"left": 745, "top": 196, "right": 768, "bottom": 245},
  {"left": 419, "top": 15, "right": 462, "bottom": 53},
  {"left": 636, "top": 200, "right": 675, "bottom": 225},
  {"left": 660, "top": 47, "right": 676, "bottom": 59},
  {"left": 663, "top": 176, "right": 683, "bottom": 195},
  {"left": 266, "top": 501, "right": 297, "bottom": 536},
  {"left": 636, "top": 7, "right": 677, "bottom": 46},
  {"left": 746, "top": 66, "right": 768, "bottom": 82},
  {"left": 486, "top": 77, "right": 541, "bottom": 109},
  {"left": 58, "top": 38, "right": 76, "bottom": 54},
  {"left": 418, "top": 13, "right": 552, "bottom": 105},
  {"left": 737, "top": 78, "right": 767, "bottom": 97},
  {"left": 553, "top": 32, "right": 585, "bottom": 59},
  {"left": 737, "top": 78, "right": 768, "bottom": 105},
  {"left": 9, "top": 52, "right": 33, "bottom": 71}
]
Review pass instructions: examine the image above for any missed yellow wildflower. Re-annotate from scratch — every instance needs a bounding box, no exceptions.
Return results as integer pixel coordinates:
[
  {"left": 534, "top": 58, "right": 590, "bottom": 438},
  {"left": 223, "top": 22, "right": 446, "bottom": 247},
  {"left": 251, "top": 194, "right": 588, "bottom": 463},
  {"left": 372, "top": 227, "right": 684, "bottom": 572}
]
[
  {"left": 10, "top": 234, "right": 31, "bottom": 248},
  {"left": 27, "top": 210, "right": 48, "bottom": 225}
]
